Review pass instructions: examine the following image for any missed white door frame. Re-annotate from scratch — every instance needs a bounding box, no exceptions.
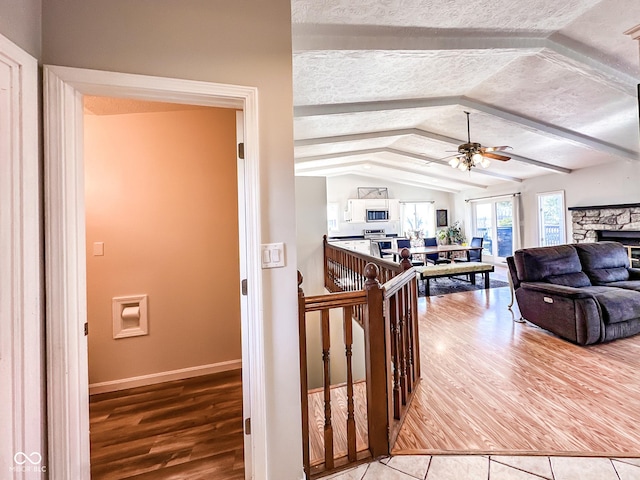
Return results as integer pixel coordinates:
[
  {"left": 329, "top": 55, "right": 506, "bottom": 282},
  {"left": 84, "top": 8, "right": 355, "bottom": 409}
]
[
  {"left": 0, "top": 33, "right": 42, "bottom": 477},
  {"left": 43, "top": 65, "right": 266, "bottom": 479}
]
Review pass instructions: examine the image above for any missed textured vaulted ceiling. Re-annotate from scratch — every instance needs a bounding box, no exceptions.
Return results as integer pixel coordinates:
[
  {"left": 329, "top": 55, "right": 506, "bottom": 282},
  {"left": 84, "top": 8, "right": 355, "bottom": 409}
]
[{"left": 292, "top": 0, "right": 640, "bottom": 193}]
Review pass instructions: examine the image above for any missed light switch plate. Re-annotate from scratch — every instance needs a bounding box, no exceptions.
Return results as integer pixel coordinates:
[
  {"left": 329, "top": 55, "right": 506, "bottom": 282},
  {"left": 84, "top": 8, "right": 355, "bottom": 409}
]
[
  {"left": 93, "top": 242, "right": 104, "bottom": 256},
  {"left": 261, "top": 243, "right": 285, "bottom": 268}
]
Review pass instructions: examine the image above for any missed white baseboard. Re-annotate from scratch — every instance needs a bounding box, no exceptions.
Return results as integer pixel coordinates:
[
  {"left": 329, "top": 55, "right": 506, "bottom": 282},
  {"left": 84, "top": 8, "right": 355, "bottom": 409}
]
[{"left": 89, "top": 359, "right": 242, "bottom": 395}]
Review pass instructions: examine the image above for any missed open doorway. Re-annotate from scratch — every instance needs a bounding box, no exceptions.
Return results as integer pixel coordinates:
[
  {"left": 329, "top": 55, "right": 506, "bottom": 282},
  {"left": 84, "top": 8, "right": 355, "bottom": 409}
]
[
  {"left": 44, "top": 66, "right": 266, "bottom": 480},
  {"left": 83, "top": 97, "right": 244, "bottom": 478}
]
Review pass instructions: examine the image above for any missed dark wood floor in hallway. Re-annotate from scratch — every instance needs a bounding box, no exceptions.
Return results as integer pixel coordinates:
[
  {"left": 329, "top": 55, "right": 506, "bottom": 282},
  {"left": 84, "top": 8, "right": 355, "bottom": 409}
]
[
  {"left": 393, "top": 284, "right": 640, "bottom": 456},
  {"left": 89, "top": 370, "right": 244, "bottom": 480}
]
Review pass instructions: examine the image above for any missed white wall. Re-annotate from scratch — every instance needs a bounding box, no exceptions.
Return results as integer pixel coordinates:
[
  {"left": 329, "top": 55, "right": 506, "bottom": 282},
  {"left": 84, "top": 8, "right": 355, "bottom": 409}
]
[
  {"left": 327, "top": 174, "right": 456, "bottom": 237},
  {"left": 41, "top": 2, "right": 302, "bottom": 479},
  {"left": 458, "top": 159, "right": 640, "bottom": 248}
]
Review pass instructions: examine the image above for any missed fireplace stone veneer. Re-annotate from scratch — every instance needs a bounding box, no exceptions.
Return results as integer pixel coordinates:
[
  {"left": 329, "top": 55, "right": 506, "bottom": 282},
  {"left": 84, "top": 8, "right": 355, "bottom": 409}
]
[{"left": 569, "top": 203, "right": 640, "bottom": 243}]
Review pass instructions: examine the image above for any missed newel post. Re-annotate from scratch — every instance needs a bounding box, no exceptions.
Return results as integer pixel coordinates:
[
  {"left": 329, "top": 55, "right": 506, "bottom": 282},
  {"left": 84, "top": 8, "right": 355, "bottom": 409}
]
[
  {"left": 399, "top": 248, "right": 413, "bottom": 271},
  {"left": 363, "top": 263, "right": 391, "bottom": 457},
  {"left": 297, "top": 271, "right": 311, "bottom": 478}
]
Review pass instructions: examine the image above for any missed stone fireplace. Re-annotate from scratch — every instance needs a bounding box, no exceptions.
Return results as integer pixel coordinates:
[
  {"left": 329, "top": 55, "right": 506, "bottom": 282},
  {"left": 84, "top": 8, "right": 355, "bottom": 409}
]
[
  {"left": 570, "top": 203, "right": 640, "bottom": 242},
  {"left": 570, "top": 203, "right": 640, "bottom": 266}
]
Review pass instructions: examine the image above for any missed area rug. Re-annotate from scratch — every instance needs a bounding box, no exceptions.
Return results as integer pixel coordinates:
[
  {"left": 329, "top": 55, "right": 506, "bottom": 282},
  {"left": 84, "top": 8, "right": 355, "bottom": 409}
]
[{"left": 418, "top": 277, "right": 510, "bottom": 297}]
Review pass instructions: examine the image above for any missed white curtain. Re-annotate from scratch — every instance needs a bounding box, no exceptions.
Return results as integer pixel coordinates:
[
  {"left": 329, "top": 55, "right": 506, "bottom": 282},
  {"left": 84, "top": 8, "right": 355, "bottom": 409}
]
[{"left": 512, "top": 194, "right": 522, "bottom": 252}]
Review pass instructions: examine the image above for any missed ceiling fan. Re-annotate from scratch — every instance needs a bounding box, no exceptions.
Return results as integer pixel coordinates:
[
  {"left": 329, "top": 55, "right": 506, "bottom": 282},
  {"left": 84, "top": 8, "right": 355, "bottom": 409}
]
[{"left": 445, "top": 111, "right": 512, "bottom": 171}]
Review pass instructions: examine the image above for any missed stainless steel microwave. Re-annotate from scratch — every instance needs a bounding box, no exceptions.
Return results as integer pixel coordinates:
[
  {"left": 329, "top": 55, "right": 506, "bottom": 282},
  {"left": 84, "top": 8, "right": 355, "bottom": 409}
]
[{"left": 366, "top": 209, "right": 389, "bottom": 222}]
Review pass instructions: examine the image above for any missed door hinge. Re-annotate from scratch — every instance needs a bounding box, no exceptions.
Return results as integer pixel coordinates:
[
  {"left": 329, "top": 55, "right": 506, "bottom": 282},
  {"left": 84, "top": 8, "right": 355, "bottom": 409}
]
[
  {"left": 241, "top": 278, "right": 248, "bottom": 296},
  {"left": 244, "top": 417, "right": 251, "bottom": 435},
  {"left": 84, "top": 322, "right": 88, "bottom": 336},
  {"left": 238, "top": 142, "right": 245, "bottom": 160}
]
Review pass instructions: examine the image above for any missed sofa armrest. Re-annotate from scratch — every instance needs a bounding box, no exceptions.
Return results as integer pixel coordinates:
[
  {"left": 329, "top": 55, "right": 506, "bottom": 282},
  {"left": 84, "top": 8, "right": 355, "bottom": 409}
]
[
  {"left": 517, "top": 281, "right": 602, "bottom": 345},
  {"left": 628, "top": 268, "right": 640, "bottom": 280},
  {"left": 519, "top": 281, "right": 595, "bottom": 299}
]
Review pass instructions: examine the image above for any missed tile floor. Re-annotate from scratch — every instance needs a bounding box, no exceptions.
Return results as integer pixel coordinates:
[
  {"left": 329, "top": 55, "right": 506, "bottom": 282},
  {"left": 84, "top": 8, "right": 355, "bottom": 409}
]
[{"left": 323, "top": 455, "right": 640, "bottom": 480}]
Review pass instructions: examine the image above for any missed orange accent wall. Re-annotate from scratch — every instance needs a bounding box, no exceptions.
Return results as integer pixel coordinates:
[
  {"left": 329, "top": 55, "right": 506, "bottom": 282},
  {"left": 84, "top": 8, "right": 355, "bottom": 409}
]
[{"left": 84, "top": 106, "right": 241, "bottom": 384}]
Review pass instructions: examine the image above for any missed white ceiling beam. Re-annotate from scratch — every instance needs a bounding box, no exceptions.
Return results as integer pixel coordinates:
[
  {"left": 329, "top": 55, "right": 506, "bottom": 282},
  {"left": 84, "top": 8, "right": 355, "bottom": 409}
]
[
  {"left": 347, "top": 169, "right": 464, "bottom": 194},
  {"left": 293, "top": 25, "right": 638, "bottom": 92},
  {"left": 293, "top": 24, "right": 545, "bottom": 53},
  {"left": 295, "top": 145, "right": 524, "bottom": 183},
  {"left": 295, "top": 160, "right": 465, "bottom": 194},
  {"left": 296, "top": 159, "right": 465, "bottom": 190},
  {"left": 294, "top": 147, "right": 387, "bottom": 163},
  {"left": 407, "top": 127, "right": 573, "bottom": 173},
  {"left": 295, "top": 151, "right": 488, "bottom": 188},
  {"left": 384, "top": 147, "right": 523, "bottom": 183},
  {"left": 354, "top": 171, "right": 463, "bottom": 194},
  {"left": 545, "top": 33, "right": 637, "bottom": 96},
  {"left": 295, "top": 128, "right": 414, "bottom": 146},
  {"left": 295, "top": 97, "right": 635, "bottom": 163},
  {"left": 461, "top": 98, "right": 638, "bottom": 161},
  {"left": 294, "top": 95, "right": 461, "bottom": 117},
  {"left": 295, "top": 127, "right": 570, "bottom": 174}
]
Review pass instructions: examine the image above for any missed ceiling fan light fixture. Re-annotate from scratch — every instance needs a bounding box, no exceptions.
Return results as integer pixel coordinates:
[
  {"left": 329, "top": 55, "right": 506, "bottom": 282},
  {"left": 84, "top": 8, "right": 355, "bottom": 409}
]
[
  {"left": 440, "top": 111, "right": 512, "bottom": 173},
  {"left": 471, "top": 152, "right": 483, "bottom": 164}
]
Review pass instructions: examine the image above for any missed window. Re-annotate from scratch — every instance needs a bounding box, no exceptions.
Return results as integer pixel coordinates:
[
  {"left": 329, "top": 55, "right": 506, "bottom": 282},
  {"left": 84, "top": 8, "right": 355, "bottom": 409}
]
[
  {"left": 472, "top": 197, "right": 516, "bottom": 260},
  {"left": 537, "top": 191, "right": 566, "bottom": 246},
  {"left": 400, "top": 202, "right": 435, "bottom": 239},
  {"left": 327, "top": 202, "right": 340, "bottom": 233}
]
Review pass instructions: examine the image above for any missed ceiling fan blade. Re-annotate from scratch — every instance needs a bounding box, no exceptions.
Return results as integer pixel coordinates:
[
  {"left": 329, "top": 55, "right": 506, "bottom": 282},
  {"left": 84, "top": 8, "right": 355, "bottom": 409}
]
[
  {"left": 481, "top": 145, "right": 512, "bottom": 153},
  {"left": 437, "top": 153, "right": 463, "bottom": 161},
  {"left": 483, "top": 152, "right": 511, "bottom": 161}
]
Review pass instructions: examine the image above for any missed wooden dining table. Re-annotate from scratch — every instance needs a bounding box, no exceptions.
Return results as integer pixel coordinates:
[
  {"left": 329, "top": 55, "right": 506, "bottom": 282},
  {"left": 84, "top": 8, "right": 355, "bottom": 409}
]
[{"left": 381, "top": 244, "right": 483, "bottom": 261}]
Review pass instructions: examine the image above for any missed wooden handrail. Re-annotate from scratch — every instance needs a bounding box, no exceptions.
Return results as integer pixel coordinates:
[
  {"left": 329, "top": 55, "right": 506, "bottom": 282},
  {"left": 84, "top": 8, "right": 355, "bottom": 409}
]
[
  {"left": 298, "top": 240, "right": 421, "bottom": 478},
  {"left": 304, "top": 290, "right": 367, "bottom": 311}
]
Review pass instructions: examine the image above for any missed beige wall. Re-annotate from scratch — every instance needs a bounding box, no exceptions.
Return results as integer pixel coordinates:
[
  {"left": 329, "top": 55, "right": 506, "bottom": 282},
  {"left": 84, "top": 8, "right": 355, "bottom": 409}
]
[
  {"left": 42, "top": 1, "right": 302, "bottom": 478},
  {"left": 295, "top": 176, "right": 328, "bottom": 296},
  {"left": 0, "top": 0, "right": 41, "bottom": 58},
  {"left": 84, "top": 106, "right": 240, "bottom": 384},
  {"left": 294, "top": 177, "right": 367, "bottom": 390}
]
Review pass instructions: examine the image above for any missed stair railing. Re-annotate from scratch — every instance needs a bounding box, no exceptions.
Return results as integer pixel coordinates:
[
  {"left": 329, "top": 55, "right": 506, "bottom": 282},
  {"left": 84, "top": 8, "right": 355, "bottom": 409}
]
[{"left": 298, "top": 243, "right": 420, "bottom": 478}]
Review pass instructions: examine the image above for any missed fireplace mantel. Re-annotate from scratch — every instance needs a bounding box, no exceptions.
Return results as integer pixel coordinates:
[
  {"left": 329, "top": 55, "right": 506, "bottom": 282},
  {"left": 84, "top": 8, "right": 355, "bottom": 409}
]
[{"left": 568, "top": 203, "right": 640, "bottom": 211}]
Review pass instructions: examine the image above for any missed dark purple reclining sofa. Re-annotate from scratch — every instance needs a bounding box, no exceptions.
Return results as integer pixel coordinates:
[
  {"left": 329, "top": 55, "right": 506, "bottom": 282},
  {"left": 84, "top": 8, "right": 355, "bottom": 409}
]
[{"left": 507, "top": 241, "right": 640, "bottom": 345}]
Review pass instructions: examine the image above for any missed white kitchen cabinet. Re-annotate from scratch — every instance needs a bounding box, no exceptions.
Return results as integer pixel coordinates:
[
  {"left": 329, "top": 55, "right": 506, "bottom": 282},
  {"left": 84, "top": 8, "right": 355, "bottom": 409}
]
[
  {"left": 351, "top": 239, "right": 372, "bottom": 253},
  {"left": 388, "top": 199, "right": 400, "bottom": 221},
  {"left": 330, "top": 239, "right": 372, "bottom": 254},
  {"left": 348, "top": 198, "right": 402, "bottom": 222},
  {"left": 346, "top": 199, "right": 366, "bottom": 223}
]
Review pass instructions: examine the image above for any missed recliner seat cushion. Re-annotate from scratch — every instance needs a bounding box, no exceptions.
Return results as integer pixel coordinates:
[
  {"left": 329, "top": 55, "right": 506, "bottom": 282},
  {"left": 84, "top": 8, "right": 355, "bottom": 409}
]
[
  {"left": 600, "top": 280, "right": 640, "bottom": 292},
  {"left": 592, "top": 288, "right": 640, "bottom": 324},
  {"left": 514, "top": 245, "right": 591, "bottom": 287},
  {"left": 575, "top": 241, "right": 630, "bottom": 285}
]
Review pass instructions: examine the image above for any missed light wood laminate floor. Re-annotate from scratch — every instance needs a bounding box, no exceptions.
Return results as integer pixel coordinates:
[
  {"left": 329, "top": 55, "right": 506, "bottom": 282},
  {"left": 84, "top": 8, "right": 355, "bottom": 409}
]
[
  {"left": 89, "top": 370, "right": 244, "bottom": 480},
  {"left": 394, "top": 284, "right": 640, "bottom": 456}
]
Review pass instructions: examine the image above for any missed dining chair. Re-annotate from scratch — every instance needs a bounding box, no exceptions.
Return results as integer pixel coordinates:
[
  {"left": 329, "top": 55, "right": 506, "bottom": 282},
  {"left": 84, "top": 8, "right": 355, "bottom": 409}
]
[
  {"left": 378, "top": 240, "right": 392, "bottom": 258},
  {"left": 455, "top": 236, "right": 484, "bottom": 263},
  {"left": 370, "top": 241, "right": 382, "bottom": 258},
  {"left": 424, "top": 237, "right": 450, "bottom": 265}
]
